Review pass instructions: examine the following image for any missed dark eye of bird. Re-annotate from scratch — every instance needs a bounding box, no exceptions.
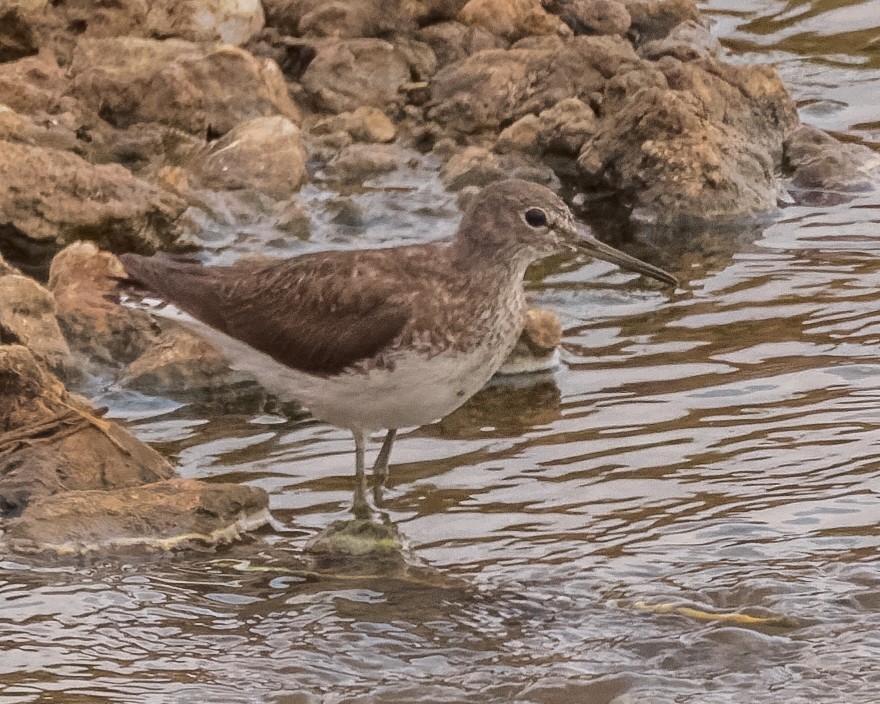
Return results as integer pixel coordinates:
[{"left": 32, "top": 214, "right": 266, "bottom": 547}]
[{"left": 524, "top": 208, "right": 548, "bottom": 228}]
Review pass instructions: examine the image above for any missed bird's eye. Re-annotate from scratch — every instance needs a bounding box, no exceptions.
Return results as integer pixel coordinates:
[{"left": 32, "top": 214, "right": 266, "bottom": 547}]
[{"left": 524, "top": 208, "right": 548, "bottom": 228}]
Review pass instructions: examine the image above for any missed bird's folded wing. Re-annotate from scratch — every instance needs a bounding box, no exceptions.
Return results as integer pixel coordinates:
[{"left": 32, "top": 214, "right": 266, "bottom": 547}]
[{"left": 120, "top": 254, "right": 411, "bottom": 376}]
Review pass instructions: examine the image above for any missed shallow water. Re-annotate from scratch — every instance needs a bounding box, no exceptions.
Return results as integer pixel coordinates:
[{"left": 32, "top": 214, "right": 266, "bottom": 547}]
[{"left": 3, "top": 3, "right": 880, "bottom": 702}]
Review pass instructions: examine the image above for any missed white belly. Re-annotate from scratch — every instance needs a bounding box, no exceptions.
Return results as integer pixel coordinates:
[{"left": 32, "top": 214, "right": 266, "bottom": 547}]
[{"left": 155, "top": 306, "right": 512, "bottom": 431}]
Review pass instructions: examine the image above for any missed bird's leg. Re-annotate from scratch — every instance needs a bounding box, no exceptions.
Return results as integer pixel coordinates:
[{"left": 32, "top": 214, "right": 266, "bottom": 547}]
[
  {"left": 351, "top": 429, "right": 373, "bottom": 520},
  {"left": 372, "top": 429, "right": 397, "bottom": 482},
  {"left": 371, "top": 428, "right": 397, "bottom": 506}
]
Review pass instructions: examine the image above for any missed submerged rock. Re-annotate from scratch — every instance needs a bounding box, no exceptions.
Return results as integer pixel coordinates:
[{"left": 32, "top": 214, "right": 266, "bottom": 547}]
[
  {"left": 323, "top": 142, "right": 404, "bottom": 182},
  {"left": 4, "top": 478, "right": 270, "bottom": 555}
]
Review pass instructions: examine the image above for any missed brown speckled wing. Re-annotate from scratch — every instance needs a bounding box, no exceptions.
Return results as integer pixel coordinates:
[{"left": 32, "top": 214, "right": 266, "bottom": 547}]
[{"left": 120, "top": 253, "right": 411, "bottom": 377}]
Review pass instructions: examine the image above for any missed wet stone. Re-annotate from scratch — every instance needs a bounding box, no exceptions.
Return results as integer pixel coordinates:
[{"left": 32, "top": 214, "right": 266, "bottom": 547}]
[{"left": 4, "top": 478, "right": 270, "bottom": 555}]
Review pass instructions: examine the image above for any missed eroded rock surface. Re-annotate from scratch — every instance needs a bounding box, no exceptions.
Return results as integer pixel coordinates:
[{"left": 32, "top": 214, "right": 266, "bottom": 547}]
[
  {"left": 0, "top": 345, "right": 174, "bottom": 517},
  {"left": 0, "top": 141, "right": 186, "bottom": 255},
  {"left": 5, "top": 478, "right": 269, "bottom": 555},
  {"left": 68, "top": 38, "right": 300, "bottom": 136}
]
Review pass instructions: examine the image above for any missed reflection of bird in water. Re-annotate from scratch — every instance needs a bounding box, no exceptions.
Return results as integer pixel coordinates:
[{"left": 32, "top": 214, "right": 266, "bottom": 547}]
[{"left": 120, "top": 180, "right": 676, "bottom": 519}]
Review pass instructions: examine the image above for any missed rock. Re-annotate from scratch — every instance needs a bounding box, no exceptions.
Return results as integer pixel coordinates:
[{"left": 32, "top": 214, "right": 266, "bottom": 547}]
[
  {"left": 145, "top": 0, "right": 265, "bottom": 45},
  {"left": 0, "top": 4, "right": 39, "bottom": 63},
  {"left": 48, "top": 243, "right": 157, "bottom": 366},
  {"left": 191, "top": 116, "right": 307, "bottom": 199},
  {"left": 428, "top": 35, "right": 637, "bottom": 134},
  {"left": 309, "top": 106, "right": 397, "bottom": 143},
  {"left": 307, "top": 518, "right": 404, "bottom": 557},
  {"left": 262, "top": 0, "right": 431, "bottom": 38},
  {"left": 443, "top": 146, "right": 559, "bottom": 192},
  {"left": 498, "top": 97, "right": 598, "bottom": 155},
  {"left": 496, "top": 114, "right": 542, "bottom": 153},
  {"left": 0, "top": 344, "right": 174, "bottom": 517},
  {"left": 0, "top": 141, "right": 186, "bottom": 255},
  {"left": 323, "top": 143, "right": 403, "bottom": 182},
  {"left": 0, "top": 275, "right": 72, "bottom": 376},
  {"left": 299, "top": 1, "right": 387, "bottom": 38},
  {"left": 497, "top": 308, "right": 562, "bottom": 375},
  {"left": 3, "top": 0, "right": 265, "bottom": 64},
  {"left": 0, "top": 252, "right": 19, "bottom": 277},
  {"left": 622, "top": 0, "right": 700, "bottom": 42},
  {"left": 560, "top": 0, "right": 631, "bottom": 36},
  {"left": 68, "top": 38, "right": 300, "bottom": 136},
  {"left": 0, "top": 103, "right": 79, "bottom": 152},
  {"left": 4, "top": 478, "right": 270, "bottom": 555},
  {"left": 415, "top": 20, "right": 507, "bottom": 68},
  {"left": 577, "top": 56, "right": 799, "bottom": 222},
  {"left": 122, "top": 327, "right": 246, "bottom": 395},
  {"left": 785, "top": 125, "right": 880, "bottom": 193},
  {"left": 394, "top": 37, "right": 438, "bottom": 82},
  {"left": 441, "top": 146, "right": 504, "bottom": 190},
  {"left": 0, "top": 50, "right": 73, "bottom": 117},
  {"left": 640, "top": 19, "right": 720, "bottom": 61},
  {"left": 300, "top": 38, "right": 411, "bottom": 113},
  {"left": 458, "top": 0, "right": 564, "bottom": 41}
]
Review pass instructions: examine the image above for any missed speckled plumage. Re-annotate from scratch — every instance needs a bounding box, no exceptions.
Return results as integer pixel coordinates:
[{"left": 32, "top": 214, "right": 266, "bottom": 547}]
[{"left": 120, "top": 180, "right": 675, "bottom": 512}]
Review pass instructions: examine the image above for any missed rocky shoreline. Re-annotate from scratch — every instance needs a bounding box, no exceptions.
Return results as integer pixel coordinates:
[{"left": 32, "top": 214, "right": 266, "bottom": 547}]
[{"left": 1, "top": 0, "right": 877, "bottom": 554}]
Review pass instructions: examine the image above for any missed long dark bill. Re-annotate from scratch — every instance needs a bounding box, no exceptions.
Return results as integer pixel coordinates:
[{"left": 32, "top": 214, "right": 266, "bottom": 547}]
[{"left": 577, "top": 231, "right": 678, "bottom": 287}]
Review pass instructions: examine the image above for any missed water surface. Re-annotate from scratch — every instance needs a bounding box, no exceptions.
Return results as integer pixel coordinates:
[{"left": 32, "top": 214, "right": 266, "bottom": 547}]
[{"left": 3, "top": 3, "right": 880, "bottom": 702}]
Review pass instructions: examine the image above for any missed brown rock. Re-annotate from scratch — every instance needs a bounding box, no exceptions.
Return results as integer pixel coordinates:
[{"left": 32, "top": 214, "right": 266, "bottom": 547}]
[
  {"left": 122, "top": 327, "right": 243, "bottom": 395},
  {"left": 323, "top": 143, "right": 403, "bottom": 182},
  {"left": 415, "top": 20, "right": 507, "bottom": 68},
  {"left": 5, "top": 0, "right": 265, "bottom": 63},
  {"left": 4, "top": 478, "right": 269, "bottom": 554},
  {"left": 441, "top": 146, "right": 504, "bottom": 190},
  {"left": 458, "top": 0, "right": 564, "bottom": 41},
  {"left": 309, "top": 106, "right": 397, "bottom": 143},
  {"left": 192, "top": 115, "right": 308, "bottom": 199},
  {"left": 0, "top": 275, "right": 72, "bottom": 376},
  {"left": 48, "top": 242, "right": 158, "bottom": 366},
  {"left": 0, "top": 103, "right": 79, "bottom": 151},
  {"left": 144, "top": 0, "right": 266, "bottom": 45},
  {"left": 428, "top": 35, "right": 637, "bottom": 134},
  {"left": 300, "top": 38, "right": 411, "bottom": 113},
  {"left": 576, "top": 56, "right": 799, "bottom": 222},
  {"left": 640, "top": 19, "right": 720, "bottom": 61},
  {"left": 499, "top": 97, "right": 598, "bottom": 155},
  {"left": 622, "top": 0, "right": 700, "bottom": 42},
  {"left": 0, "top": 345, "right": 174, "bottom": 517},
  {"left": 299, "top": 1, "right": 386, "bottom": 38},
  {"left": 785, "top": 125, "right": 880, "bottom": 193},
  {"left": 497, "top": 308, "right": 562, "bottom": 375},
  {"left": 68, "top": 38, "right": 300, "bottom": 136},
  {"left": 0, "top": 5, "right": 39, "bottom": 63},
  {"left": 0, "top": 140, "right": 186, "bottom": 253},
  {"left": 0, "top": 50, "right": 73, "bottom": 117},
  {"left": 560, "top": 0, "right": 631, "bottom": 36}
]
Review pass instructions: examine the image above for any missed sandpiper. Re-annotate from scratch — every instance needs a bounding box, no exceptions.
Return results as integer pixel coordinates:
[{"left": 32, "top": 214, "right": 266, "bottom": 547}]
[{"left": 121, "top": 180, "right": 676, "bottom": 516}]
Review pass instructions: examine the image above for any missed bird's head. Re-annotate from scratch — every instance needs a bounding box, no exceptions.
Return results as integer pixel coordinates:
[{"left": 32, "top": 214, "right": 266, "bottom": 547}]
[{"left": 455, "top": 179, "right": 677, "bottom": 287}]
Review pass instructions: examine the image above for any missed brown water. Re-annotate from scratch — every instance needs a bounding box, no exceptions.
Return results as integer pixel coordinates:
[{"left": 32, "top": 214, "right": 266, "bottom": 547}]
[{"left": 3, "top": 3, "right": 880, "bottom": 702}]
